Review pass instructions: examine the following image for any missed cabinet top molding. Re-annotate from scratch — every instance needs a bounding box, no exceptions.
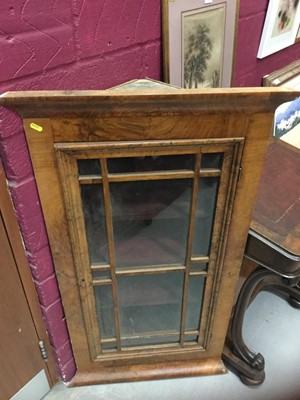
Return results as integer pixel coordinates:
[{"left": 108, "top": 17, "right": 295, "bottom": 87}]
[{"left": 1, "top": 86, "right": 300, "bottom": 117}]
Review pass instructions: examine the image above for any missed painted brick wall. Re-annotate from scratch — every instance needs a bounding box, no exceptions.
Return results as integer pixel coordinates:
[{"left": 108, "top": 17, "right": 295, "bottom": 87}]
[
  {"left": 1, "top": 0, "right": 300, "bottom": 383},
  {"left": 0, "top": 0, "right": 161, "bottom": 382},
  {"left": 233, "top": 0, "right": 300, "bottom": 86}
]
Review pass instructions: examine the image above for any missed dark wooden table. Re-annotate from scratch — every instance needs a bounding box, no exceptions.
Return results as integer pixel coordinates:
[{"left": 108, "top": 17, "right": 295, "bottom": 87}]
[
  {"left": 223, "top": 138, "right": 300, "bottom": 385},
  {"left": 249, "top": 139, "right": 300, "bottom": 275}
]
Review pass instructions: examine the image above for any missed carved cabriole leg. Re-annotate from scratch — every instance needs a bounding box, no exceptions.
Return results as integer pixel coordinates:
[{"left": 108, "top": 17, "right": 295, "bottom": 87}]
[
  {"left": 224, "top": 267, "right": 300, "bottom": 385},
  {"left": 289, "top": 295, "right": 300, "bottom": 308},
  {"left": 276, "top": 274, "right": 300, "bottom": 308},
  {"left": 230, "top": 268, "right": 268, "bottom": 370}
]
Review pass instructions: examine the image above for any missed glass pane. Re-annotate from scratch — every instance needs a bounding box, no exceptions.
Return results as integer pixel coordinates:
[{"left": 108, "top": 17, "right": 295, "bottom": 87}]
[
  {"left": 184, "top": 335, "right": 198, "bottom": 343},
  {"left": 81, "top": 184, "right": 109, "bottom": 264},
  {"left": 78, "top": 159, "right": 101, "bottom": 175},
  {"left": 101, "top": 342, "right": 117, "bottom": 351},
  {"left": 111, "top": 179, "right": 192, "bottom": 268},
  {"left": 118, "top": 272, "right": 184, "bottom": 346},
  {"left": 122, "top": 335, "right": 179, "bottom": 348},
  {"left": 186, "top": 276, "right": 206, "bottom": 331},
  {"left": 190, "top": 262, "right": 208, "bottom": 272},
  {"left": 94, "top": 285, "right": 115, "bottom": 339},
  {"left": 192, "top": 177, "right": 219, "bottom": 256},
  {"left": 92, "top": 269, "right": 111, "bottom": 280},
  {"left": 107, "top": 155, "right": 195, "bottom": 173},
  {"left": 201, "top": 153, "right": 223, "bottom": 169}
]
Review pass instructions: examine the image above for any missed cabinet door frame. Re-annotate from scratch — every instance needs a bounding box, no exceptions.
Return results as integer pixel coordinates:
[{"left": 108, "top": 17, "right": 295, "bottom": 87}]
[{"left": 55, "top": 138, "right": 243, "bottom": 364}]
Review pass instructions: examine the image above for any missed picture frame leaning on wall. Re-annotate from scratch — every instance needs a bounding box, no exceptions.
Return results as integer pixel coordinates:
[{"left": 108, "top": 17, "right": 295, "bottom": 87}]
[
  {"left": 263, "top": 60, "right": 300, "bottom": 148},
  {"left": 295, "top": 23, "right": 300, "bottom": 42},
  {"left": 162, "top": 0, "right": 238, "bottom": 88},
  {"left": 263, "top": 59, "right": 300, "bottom": 87},
  {"left": 257, "top": 0, "right": 300, "bottom": 58}
]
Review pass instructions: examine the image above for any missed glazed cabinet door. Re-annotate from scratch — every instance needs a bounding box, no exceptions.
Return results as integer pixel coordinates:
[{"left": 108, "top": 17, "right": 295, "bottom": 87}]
[{"left": 55, "top": 139, "right": 243, "bottom": 364}]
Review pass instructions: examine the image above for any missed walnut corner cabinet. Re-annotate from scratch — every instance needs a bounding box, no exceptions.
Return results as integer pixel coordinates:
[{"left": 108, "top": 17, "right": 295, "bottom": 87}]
[{"left": 1, "top": 79, "right": 299, "bottom": 386}]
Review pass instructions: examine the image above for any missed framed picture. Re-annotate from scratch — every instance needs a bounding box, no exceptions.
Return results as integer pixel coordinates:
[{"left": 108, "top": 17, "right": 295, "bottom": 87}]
[
  {"left": 257, "top": 0, "right": 300, "bottom": 59},
  {"left": 295, "top": 23, "right": 300, "bottom": 41},
  {"left": 162, "top": 0, "right": 238, "bottom": 88},
  {"left": 274, "top": 96, "right": 300, "bottom": 148},
  {"left": 263, "top": 60, "right": 300, "bottom": 88},
  {"left": 263, "top": 60, "right": 300, "bottom": 148}
]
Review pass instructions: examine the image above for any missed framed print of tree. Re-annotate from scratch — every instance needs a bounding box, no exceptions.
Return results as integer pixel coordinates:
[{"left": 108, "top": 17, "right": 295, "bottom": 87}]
[
  {"left": 163, "top": 0, "right": 238, "bottom": 88},
  {"left": 183, "top": 7, "right": 224, "bottom": 88}
]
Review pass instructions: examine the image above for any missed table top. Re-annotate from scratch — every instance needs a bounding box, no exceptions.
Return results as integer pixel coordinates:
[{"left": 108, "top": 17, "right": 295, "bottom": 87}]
[{"left": 251, "top": 138, "right": 300, "bottom": 257}]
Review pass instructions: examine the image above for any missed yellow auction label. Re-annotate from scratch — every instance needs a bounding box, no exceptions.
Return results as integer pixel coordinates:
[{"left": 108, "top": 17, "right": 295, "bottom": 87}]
[{"left": 30, "top": 122, "right": 43, "bottom": 132}]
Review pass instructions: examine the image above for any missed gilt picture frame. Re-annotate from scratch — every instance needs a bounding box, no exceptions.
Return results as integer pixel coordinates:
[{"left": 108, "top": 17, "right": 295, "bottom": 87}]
[
  {"left": 257, "top": 0, "right": 300, "bottom": 58},
  {"left": 162, "top": 0, "right": 238, "bottom": 88},
  {"left": 263, "top": 60, "right": 300, "bottom": 88}
]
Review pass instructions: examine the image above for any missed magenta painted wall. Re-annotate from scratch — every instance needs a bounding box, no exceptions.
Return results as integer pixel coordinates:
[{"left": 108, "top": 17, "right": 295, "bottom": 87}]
[
  {"left": 0, "top": 0, "right": 161, "bottom": 382},
  {"left": 0, "top": 0, "right": 299, "bottom": 382}
]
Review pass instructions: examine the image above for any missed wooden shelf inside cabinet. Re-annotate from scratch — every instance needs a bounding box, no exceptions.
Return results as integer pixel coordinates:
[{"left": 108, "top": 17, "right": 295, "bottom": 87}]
[{"left": 1, "top": 79, "right": 299, "bottom": 385}]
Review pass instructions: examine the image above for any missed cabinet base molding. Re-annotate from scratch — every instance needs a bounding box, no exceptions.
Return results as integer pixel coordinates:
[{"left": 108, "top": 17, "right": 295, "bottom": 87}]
[{"left": 69, "top": 358, "right": 227, "bottom": 386}]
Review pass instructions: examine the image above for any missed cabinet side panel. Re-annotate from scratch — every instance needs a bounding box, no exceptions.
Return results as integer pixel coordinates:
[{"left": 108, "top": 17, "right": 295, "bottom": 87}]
[
  {"left": 23, "top": 119, "right": 92, "bottom": 371},
  {"left": 206, "top": 112, "right": 273, "bottom": 356}
]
